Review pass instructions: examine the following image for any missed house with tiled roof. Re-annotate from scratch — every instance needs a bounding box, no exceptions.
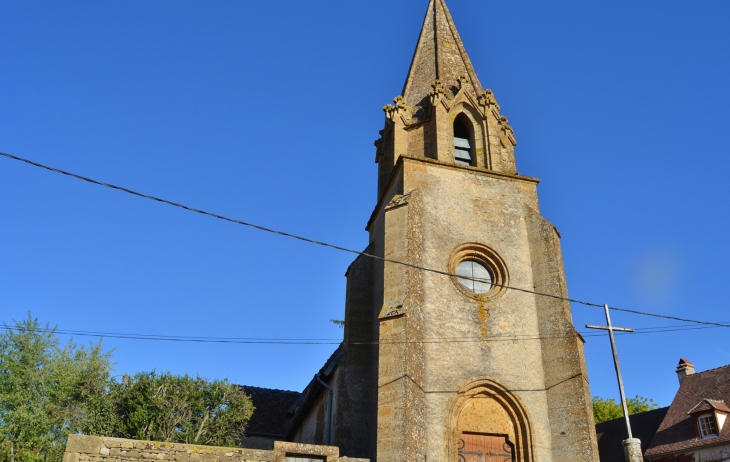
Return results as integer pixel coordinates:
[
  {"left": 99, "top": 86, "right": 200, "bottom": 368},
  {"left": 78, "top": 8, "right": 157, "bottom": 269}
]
[
  {"left": 643, "top": 359, "right": 730, "bottom": 461},
  {"left": 238, "top": 386, "right": 301, "bottom": 450}
]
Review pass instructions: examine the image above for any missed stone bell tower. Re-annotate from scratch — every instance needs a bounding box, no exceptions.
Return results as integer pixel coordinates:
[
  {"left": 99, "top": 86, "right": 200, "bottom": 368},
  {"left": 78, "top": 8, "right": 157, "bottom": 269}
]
[
  {"left": 341, "top": 0, "right": 602, "bottom": 461},
  {"left": 331, "top": 1, "right": 600, "bottom": 461}
]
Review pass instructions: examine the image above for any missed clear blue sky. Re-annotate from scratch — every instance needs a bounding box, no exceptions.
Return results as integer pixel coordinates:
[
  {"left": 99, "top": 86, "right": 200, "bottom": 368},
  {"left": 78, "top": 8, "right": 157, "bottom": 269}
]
[{"left": 1, "top": 0, "right": 729, "bottom": 408}]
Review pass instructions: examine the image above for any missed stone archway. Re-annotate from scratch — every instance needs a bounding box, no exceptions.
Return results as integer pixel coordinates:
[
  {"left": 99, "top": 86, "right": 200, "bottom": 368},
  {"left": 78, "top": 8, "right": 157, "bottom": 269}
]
[{"left": 449, "top": 379, "right": 535, "bottom": 462}]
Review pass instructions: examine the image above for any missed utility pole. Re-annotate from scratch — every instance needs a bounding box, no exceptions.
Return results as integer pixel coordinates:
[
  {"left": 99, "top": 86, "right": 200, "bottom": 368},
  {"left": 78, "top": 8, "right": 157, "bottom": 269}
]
[{"left": 586, "top": 304, "right": 642, "bottom": 462}]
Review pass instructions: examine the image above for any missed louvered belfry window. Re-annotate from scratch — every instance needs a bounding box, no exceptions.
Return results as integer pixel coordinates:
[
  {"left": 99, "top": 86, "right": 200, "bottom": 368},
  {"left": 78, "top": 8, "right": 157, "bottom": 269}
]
[{"left": 454, "top": 116, "right": 473, "bottom": 166}]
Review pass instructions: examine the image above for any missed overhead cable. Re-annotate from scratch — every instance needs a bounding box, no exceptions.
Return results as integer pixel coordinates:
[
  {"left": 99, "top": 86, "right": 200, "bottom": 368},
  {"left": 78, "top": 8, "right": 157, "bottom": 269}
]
[
  {"left": 0, "top": 322, "right": 724, "bottom": 345},
  {"left": 1, "top": 151, "right": 728, "bottom": 329}
]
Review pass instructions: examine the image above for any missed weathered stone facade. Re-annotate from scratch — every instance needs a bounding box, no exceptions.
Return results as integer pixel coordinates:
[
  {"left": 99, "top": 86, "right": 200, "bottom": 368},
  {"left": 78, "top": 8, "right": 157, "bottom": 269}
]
[
  {"left": 286, "top": 0, "right": 600, "bottom": 461},
  {"left": 63, "top": 435, "right": 366, "bottom": 462}
]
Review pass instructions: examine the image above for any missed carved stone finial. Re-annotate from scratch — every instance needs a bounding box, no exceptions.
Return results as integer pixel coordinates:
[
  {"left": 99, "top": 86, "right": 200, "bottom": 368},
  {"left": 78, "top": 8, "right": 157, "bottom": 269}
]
[
  {"left": 384, "top": 95, "right": 413, "bottom": 124},
  {"left": 457, "top": 75, "right": 469, "bottom": 89},
  {"left": 429, "top": 80, "right": 446, "bottom": 106},
  {"left": 478, "top": 89, "right": 500, "bottom": 112},
  {"left": 499, "top": 116, "right": 517, "bottom": 146}
]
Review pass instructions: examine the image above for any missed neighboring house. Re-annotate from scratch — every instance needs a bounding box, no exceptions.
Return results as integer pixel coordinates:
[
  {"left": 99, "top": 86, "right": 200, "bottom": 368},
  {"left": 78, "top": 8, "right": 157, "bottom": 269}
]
[
  {"left": 239, "top": 386, "right": 302, "bottom": 450},
  {"left": 239, "top": 347, "right": 344, "bottom": 451},
  {"left": 598, "top": 359, "right": 730, "bottom": 462},
  {"left": 645, "top": 359, "right": 730, "bottom": 461},
  {"left": 596, "top": 359, "right": 730, "bottom": 462}
]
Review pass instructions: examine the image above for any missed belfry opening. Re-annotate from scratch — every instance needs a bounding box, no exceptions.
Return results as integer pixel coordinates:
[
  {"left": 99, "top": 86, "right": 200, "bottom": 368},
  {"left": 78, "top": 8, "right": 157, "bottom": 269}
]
[{"left": 453, "top": 114, "right": 474, "bottom": 166}]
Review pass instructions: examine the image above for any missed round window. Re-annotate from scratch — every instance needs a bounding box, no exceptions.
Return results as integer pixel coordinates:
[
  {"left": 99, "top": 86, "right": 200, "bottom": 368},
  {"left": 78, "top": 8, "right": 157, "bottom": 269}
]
[
  {"left": 456, "top": 260, "right": 493, "bottom": 294},
  {"left": 448, "top": 243, "right": 508, "bottom": 299}
]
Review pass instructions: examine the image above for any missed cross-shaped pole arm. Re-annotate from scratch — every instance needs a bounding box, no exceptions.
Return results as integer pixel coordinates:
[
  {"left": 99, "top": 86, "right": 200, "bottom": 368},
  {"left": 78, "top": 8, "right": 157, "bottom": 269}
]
[{"left": 586, "top": 304, "right": 635, "bottom": 439}]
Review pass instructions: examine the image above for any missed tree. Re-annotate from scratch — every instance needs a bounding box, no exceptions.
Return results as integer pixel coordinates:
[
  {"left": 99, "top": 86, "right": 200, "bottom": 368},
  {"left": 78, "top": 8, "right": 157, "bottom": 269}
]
[
  {"left": 104, "top": 371, "right": 254, "bottom": 446},
  {"left": 592, "top": 395, "right": 659, "bottom": 424},
  {"left": 0, "top": 315, "right": 113, "bottom": 462},
  {"left": 0, "top": 315, "right": 255, "bottom": 462}
]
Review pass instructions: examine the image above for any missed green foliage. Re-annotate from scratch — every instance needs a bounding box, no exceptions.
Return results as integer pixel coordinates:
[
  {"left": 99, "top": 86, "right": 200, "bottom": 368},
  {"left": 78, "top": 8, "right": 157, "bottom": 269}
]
[
  {"left": 330, "top": 320, "right": 345, "bottom": 328},
  {"left": 0, "top": 315, "right": 254, "bottom": 462},
  {"left": 0, "top": 315, "right": 113, "bottom": 462},
  {"left": 592, "top": 395, "right": 659, "bottom": 423},
  {"left": 105, "top": 372, "right": 254, "bottom": 446}
]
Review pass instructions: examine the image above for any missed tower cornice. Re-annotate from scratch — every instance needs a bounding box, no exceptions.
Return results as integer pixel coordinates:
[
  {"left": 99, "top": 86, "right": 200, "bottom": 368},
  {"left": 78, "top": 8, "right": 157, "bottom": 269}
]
[{"left": 366, "top": 155, "right": 539, "bottom": 232}]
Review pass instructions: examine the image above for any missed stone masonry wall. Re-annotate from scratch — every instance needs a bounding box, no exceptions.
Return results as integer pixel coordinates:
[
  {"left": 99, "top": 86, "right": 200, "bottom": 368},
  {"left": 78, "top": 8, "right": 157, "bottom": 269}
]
[{"left": 63, "top": 435, "right": 368, "bottom": 462}]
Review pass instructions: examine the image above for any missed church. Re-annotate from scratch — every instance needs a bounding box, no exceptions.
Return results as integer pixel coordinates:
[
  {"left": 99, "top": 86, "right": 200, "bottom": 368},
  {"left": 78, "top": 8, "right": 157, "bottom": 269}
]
[{"left": 240, "top": 1, "right": 601, "bottom": 460}]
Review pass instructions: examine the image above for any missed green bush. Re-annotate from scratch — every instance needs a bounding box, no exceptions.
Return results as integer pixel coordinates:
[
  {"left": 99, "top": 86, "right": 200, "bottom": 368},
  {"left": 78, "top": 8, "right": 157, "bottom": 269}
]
[
  {"left": 0, "top": 315, "right": 254, "bottom": 462},
  {"left": 592, "top": 395, "right": 659, "bottom": 424}
]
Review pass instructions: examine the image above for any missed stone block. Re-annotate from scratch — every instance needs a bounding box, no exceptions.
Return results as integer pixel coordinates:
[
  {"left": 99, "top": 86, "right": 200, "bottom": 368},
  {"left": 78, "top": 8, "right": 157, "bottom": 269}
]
[
  {"left": 623, "top": 438, "right": 642, "bottom": 462},
  {"left": 63, "top": 452, "right": 80, "bottom": 462},
  {"left": 67, "top": 435, "right": 104, "bottom": 455}
]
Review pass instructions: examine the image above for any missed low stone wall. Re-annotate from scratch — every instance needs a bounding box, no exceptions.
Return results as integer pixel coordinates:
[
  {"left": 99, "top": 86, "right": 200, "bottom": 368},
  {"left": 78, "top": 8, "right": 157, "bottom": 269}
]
[{"left": 63, "top": 435, "right": 368, "bottom": 462}]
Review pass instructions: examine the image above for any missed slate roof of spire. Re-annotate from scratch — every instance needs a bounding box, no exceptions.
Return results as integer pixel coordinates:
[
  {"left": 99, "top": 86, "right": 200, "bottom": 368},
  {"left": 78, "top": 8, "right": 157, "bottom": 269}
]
[{"left": 402, "top": 0, "right": 483, "bottom": 120}]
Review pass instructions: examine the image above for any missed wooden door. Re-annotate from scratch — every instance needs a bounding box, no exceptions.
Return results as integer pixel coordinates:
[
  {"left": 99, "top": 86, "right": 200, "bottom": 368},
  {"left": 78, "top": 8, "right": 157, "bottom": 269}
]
[{"left": 457, "top": 433, "right": 514, "bottom": 462}]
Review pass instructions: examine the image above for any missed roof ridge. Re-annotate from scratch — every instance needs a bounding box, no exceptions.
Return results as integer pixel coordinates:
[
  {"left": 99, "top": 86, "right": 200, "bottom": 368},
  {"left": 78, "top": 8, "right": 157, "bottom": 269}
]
[
  {"left": 238, "top": 385, "right": 301, "bottom": 394},
  {"left": 692, "top": 363, "right": 730, "bottom": 375}
]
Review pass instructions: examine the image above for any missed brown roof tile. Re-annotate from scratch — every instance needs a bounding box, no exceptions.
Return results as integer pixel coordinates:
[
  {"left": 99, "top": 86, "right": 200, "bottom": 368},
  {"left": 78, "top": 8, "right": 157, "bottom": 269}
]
[
  {"left": 687, "top": 399, "right": 730, "bottom": 415},
  {"left": 645, "top": 364, "right": 730, "bottom": 457},
  {"left": 687, "top": 400, "right": 716, "bottom": 415},
  {"left": 712, "top": 401, "right": 730, "bottom": 414}
]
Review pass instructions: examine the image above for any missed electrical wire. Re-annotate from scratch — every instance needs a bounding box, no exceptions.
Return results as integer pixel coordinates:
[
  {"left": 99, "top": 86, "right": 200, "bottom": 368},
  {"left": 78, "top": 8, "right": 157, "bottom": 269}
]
[
  {"left": 1, "top": 151, "right": 729, "bottom": 329},
  {"left": 0, "top": 322, "right": 724, "bottom": 346}
]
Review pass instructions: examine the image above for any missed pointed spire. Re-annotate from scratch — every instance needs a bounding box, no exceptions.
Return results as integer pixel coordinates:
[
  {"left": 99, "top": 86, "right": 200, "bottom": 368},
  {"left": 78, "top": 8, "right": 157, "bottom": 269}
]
[{"left": 402, "top": 0, "right": 483, "bottom": 119}]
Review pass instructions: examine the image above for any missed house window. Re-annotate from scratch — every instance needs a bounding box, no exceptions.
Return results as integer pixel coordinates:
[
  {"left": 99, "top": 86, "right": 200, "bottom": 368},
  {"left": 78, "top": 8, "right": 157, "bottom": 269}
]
[
  {"left": 456, "top": 260, "right": 492, "bottom": 294},
  {"left": 454, "top": 116, "right": 474, "bottom": 166},
  {"left": 698, "top": 414, "right": 718, "bottom": 438}
]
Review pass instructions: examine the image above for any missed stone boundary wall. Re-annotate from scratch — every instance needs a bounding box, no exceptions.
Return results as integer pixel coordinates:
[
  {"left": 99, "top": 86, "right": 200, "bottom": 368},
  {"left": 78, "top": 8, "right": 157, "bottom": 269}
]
[{"left": 63, "top": 435, "right": 368, "bottom": 462}]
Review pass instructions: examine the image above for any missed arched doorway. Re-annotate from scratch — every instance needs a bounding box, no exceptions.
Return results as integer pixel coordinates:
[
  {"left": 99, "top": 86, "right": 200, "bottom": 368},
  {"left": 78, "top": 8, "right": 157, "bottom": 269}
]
[{"left": 450, "top": 380, "right": 534, "bottom": 462}]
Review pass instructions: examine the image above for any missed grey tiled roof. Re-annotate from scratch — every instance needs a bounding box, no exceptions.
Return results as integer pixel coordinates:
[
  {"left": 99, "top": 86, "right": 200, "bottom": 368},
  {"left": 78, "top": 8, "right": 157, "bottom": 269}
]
[
  {"left": 240, "top": 386, "right": 301, "bottom": 437},
  {"left": 595, "top": 407, "right": 669, "bottom": 462}
]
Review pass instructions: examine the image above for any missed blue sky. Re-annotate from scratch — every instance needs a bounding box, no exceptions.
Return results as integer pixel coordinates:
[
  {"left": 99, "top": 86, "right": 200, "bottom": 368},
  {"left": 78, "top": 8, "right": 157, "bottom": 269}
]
[{"left": 1, "top": 0, "right": 729, "bottom": 409}]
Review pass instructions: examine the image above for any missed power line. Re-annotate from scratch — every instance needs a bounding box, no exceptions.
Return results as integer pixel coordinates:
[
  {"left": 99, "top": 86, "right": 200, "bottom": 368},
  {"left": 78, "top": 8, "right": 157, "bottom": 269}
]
[
  {"left": 0, "top": 323, "right": 724, "bottom": 346},
  {"left": 1, "top": 151, "right": 729, "bottom": 329}
]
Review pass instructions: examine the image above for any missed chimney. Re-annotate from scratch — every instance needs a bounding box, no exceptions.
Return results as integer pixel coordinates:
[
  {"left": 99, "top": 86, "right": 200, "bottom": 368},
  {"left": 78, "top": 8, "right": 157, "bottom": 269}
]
[{"left": 676, "top": 358, "right": 695, "bottom": 385}]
